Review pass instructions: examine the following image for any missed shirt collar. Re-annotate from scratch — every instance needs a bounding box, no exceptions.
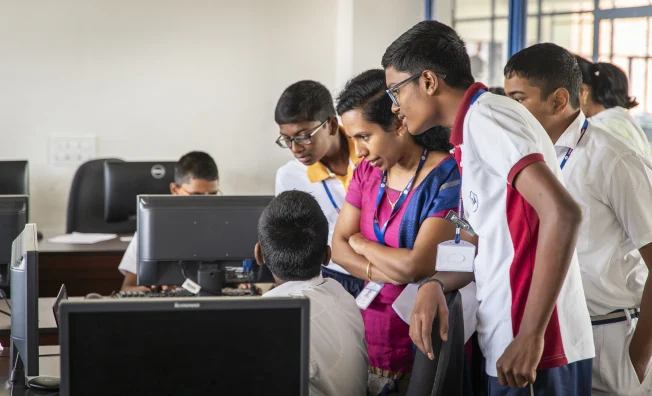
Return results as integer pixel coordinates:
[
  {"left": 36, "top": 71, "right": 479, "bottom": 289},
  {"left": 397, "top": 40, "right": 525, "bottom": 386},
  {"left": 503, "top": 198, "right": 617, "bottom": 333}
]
[
  {"left": 555, "top": 111, "right": 587, "bottom": 150},
  {"left": 263, "top": 274, "right": 325, "bottom": 298},
  {"left": 306, "top": 126, "right": 360, "bottom": 183},
  {"left": 450, "top": 82, "right": 488, "bottom": 146}
]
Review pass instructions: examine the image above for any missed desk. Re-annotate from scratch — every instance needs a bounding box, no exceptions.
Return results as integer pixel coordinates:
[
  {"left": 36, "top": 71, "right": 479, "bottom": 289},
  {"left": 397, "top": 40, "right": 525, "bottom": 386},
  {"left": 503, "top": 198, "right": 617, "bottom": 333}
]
[
  {"left": 0, "top": 346, "right": 60, "bottom": 396},
  {"left": 38, "top": 237, "right": 130, "bottom": 297},
  {"left": 0, "top": 298, "right": 62, "bottom": 347}
]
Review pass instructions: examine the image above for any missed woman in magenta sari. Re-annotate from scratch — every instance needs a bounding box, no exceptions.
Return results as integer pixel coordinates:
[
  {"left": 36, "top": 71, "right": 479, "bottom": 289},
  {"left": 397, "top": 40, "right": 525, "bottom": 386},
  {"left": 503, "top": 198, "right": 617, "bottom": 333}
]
[{"left": 332, "top": 69, "right": 467, "bottom": 395}]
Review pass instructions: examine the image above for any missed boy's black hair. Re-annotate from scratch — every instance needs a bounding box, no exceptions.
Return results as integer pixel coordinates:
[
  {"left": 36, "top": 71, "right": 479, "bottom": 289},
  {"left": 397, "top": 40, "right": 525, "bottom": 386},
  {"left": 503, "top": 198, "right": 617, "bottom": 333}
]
[
  {"left": 274, "top": 80, "right": 336, "bottom": 125},
  {"left": 257, "top": 190, "right": 328, "bottom": 281},
  {"left": 381, "top": 20, "right": 474, "bottom": 90},
  {"left": 575, "top": 55, "right": 638, "bottom": 109},
  {"left": 488, "top": 86, "right": 506, "bottom": 96},
  {"left": 174, "top": 151, "right": 218, "bottom": 185},
  {"left": 504, "top": 43, "right": 582, "bottom": 109},
  {"left": 336, "top": 69, "right": 453, "bottom": 153}
]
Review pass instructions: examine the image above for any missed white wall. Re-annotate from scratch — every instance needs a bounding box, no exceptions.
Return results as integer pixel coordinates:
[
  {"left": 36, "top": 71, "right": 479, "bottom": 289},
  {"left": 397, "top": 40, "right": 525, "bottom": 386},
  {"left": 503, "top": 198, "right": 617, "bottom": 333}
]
[{"left": 0, "top": 0, "right": 429, "bottom": 237}]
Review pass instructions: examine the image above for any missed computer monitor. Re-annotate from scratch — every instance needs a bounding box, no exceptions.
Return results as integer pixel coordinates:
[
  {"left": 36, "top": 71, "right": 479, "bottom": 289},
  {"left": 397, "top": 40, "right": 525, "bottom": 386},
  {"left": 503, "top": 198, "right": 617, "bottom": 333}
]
[
  {"left": 10, "top": 223, "right": 39, "bottom": 379},
  {"left": 0, "top": 161, "right": 28, "bottom": 196},
  {"left": 137, "top": 195, "right": 274, "bottom": 295},
  {"left": 103, "top": 161, "right": 176, "bottom": 223},
  {"left": 59, "top": 297, "right": 310, "bottom": 396},
  {"left": 0, "top": 195, "right": 28, "bottom": 287}
]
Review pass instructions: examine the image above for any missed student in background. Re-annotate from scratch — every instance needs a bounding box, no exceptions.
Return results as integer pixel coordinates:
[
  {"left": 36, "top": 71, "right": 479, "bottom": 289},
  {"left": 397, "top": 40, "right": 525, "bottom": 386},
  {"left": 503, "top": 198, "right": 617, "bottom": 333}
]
[
  {"left": 119, "top": 151, "right": 220, "bottom": 292},
  {"left": 274, "top": 80, "right": 364, "bottom": 297},
  {"left": 332, "top": 69, "right": 472, "bottom": 395},
  {"left": 256, "top": 190, "right": 368, "bottom": 396},
  {"left": 505, "top": 43, "right": 652, "bottom": 395},
  {"left": 575, "top": 55, "right": 651, "bottom": 156},
  {"left": 383, "top": 21, "right": 595, "bottom": 394}
]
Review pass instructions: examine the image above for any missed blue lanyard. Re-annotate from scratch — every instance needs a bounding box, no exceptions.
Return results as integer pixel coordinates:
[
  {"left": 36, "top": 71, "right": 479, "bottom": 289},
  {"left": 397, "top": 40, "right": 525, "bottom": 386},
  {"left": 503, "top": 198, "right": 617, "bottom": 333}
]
[
  {"left": 321, "top": 181, "right": 340, "bottom": 213},
  {"left": 559, "top": 119, "right": 589, "bottom": 170},
  {"left": 373, "top": 148, "right": 429, "bottom": 245}
]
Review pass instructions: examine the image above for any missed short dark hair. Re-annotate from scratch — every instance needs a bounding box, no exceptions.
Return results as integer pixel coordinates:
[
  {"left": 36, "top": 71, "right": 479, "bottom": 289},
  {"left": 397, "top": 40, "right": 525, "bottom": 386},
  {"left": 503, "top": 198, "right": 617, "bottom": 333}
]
[
  {"left": 336, "top": 69, "right": 453, "bottom": 153},
  {"left": 257, "top": 190, "right": 328, "bottom": 281},
  {"left": 174, "top": 151, "right": 218, "bottom": 185},
  {"left": 575, "top": 55, "right": 638, "bottom": 109},
  {"left": 274, "top": 80, "right": 336, "bottom": 125},
  {"left": 488, "top": 86, "right": 506, "bottom": 96},
  {"left": 381, "top": 20, "right": 474, "bottom": 90},
  {"left": 504, "top": 43, "right": 582, "bottom": 108}
]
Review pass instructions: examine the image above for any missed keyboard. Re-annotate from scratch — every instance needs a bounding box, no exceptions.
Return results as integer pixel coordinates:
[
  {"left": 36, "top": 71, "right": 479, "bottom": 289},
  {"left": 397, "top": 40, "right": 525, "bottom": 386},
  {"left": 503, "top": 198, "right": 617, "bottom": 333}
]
[{"left": 111, "top": 288, "right": 254, "bottom": 299}]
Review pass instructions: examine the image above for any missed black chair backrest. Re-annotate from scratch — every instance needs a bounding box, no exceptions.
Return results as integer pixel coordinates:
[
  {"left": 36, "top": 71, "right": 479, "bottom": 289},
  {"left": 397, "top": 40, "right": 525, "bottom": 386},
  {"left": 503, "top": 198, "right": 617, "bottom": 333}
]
[
  {"left": 0, "top": 161, "right": 28, "bottom": 196},
  {"left": 407, "top": 290, "right": 465, "bottom": 396},
  {"left": 66, "top": 158, "right": 137, "bottom": 234}
]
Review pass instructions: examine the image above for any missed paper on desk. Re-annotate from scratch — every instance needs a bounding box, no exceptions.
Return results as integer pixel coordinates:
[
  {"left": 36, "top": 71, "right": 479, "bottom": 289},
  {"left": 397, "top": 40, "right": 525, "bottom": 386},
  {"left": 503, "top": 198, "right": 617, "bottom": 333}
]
[
  {"left": 48, "top": 232, "right": 117, "bottom": 244},
  {"left": 392, "top": 282, "right": 479, "bottom": 344}
]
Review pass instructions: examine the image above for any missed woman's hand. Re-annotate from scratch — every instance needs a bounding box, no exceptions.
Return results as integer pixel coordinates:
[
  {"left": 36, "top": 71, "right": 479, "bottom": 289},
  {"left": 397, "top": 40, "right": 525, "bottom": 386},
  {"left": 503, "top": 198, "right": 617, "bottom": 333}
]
[{"left": 348, "top": 232, "right": 369, "bottom": 256}]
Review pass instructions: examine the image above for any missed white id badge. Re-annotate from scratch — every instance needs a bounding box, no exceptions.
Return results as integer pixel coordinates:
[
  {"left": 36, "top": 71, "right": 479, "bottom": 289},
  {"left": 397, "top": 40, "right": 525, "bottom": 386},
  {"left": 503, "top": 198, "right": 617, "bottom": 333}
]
[
  {"left": 436, "top": 240, "right": 476, "bottom": 272},
  {"left": 355, "top": 282, "right": 384, "bottom": 310}
]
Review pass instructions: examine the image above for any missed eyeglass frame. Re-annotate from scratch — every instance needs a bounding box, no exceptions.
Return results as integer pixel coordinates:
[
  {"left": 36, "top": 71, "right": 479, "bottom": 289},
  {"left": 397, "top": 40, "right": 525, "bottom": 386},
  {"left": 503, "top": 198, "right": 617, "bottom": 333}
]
[
  {"left": 275, "top": 119, "right": 328, "bottom": 148},
  {"left": 175, "top": 185, "right": 223, "bottom": 196},
  {"left": 386, "top": 70, "right": 448, "bottom": 107}
]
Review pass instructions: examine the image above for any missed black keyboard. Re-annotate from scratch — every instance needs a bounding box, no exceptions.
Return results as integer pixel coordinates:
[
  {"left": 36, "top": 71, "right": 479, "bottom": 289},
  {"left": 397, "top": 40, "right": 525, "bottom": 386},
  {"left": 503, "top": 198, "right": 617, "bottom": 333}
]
[{"left": 111, "top": 288, "right": 254, "bottom": 299}]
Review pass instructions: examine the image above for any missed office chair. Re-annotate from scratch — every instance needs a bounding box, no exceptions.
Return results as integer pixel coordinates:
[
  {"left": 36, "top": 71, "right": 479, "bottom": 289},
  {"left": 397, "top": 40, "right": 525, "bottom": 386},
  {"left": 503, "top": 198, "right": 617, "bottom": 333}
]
[
  {"left": 66, "top": 158, "right": 137, "bottom": 234},
  {"left": 407, "top": 290, "right": 465, "bottom": 396}
]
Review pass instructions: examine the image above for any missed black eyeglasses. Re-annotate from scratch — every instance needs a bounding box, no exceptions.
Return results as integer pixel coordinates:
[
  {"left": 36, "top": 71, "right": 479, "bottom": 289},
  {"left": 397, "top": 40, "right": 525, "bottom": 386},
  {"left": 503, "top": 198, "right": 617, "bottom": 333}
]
[
  {"left": 386, "top": 71, "right": 447, "bottom": 107},
  {"left": 275, "top": 120, "right": 328, "bottom": 148}
]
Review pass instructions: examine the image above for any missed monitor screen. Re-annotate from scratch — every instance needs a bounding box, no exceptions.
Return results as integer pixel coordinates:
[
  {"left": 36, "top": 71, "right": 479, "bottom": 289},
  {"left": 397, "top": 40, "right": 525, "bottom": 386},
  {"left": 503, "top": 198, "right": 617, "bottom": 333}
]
[
  {"left": 103, "top": 161, "right": 175, "bottom": 223},
  {"left": 60, "top": 298, "right": 309, "bottom": 396}
]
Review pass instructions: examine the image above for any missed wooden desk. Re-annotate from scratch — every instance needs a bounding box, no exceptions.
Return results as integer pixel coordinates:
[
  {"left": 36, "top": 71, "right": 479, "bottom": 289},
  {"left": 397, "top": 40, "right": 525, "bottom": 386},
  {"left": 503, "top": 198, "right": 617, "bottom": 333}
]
[
  {"left": 38, "top": 237, "right": 130, "bottom": 297},
  {"left": 0, "top": 297, "right": 69, "bottom": 347}
]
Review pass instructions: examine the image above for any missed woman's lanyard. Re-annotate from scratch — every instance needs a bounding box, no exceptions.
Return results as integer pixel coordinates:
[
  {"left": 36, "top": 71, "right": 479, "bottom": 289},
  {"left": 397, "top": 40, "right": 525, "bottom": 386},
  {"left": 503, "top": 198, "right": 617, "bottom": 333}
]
[
  {"left": 373, "top": 149, "right": 429, "bottom": 245},
  {"left": 321, "top": 158, "right": 356, "bottom": 214},
  {"left": 560, "top": 119, "right": 589, "bottom": 170}
]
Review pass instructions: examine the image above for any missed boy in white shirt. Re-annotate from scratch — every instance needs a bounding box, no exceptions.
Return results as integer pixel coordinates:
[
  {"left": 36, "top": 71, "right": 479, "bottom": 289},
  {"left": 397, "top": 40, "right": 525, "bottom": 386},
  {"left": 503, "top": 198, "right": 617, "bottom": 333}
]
[
  {"left": 255, "top": 190, "right": 368, "bottom": 396},
  {"left": 118, "top": 151, "right": 220, "bottom": 292},
  {"left": 383, "top": 21, "right": 594, "bottom": 394},
  {"left": 504, "top": 43, "right": 652, "bottom": 396},
  {"left": 274, "top": 80, "right": 363, "bottom": 296}
]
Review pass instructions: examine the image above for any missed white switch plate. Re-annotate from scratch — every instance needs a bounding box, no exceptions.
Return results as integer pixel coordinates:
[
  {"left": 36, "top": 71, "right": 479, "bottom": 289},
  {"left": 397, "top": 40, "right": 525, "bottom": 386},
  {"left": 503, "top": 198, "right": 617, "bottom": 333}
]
[{"left": 49, "top": 136, "right": 96, "bottom": 166}]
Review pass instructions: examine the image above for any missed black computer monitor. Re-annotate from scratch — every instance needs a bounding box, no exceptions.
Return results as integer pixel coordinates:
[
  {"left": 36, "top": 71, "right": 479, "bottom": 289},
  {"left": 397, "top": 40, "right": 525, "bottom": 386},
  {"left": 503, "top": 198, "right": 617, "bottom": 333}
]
[
  {"left": 0, "top": 195, "right": 28, "bottom": 287},
  {"left": 59, "top": 297, "right": 310, "bottom": 396},
  {"left": 0, "top": 161, "right": 28, "bottom": 196},
  {"left": 10, "top": 223, "right": 39, "bottom": 379},
  {"left": 103, "top": 161, "right": 176, "bottom": 223},
  {"left": 137, "top": 195, "right": 274, "bottom": 295}
]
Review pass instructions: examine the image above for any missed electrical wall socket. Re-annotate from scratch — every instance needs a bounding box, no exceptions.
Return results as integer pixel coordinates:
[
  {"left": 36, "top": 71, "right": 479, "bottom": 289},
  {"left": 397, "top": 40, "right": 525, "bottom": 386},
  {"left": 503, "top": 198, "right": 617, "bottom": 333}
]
[{"left": 49, "top": 136, "right": 96, "bottom": 166}]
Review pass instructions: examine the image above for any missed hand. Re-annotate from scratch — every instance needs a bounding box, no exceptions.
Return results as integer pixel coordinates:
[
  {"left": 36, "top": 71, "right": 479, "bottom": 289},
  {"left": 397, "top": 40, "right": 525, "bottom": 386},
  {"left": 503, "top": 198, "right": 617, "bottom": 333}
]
[
  {"left": 348, "top": 233, "right": 369, "bottom": 256},
  {"left": 121, "top": 285, "right": 151, "bottom": 293},
  {"left": 409, "top": 280, "right": 448, "bottom": 360},
  {"left": 496, "top": 332, "right": 544, "bottom": 388},
  {"left": 629, "top": 337, "right": 652, "bottom": 383}
]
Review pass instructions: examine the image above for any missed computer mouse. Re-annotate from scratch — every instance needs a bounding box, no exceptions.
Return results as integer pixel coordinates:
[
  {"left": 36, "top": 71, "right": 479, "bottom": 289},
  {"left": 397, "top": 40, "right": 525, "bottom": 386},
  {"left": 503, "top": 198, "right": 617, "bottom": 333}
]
[
  {"left": 27, "top": 375, "right": 60, "bottom": 390},
  {"left": 84, "top": 293, "right": 103, "bottom": 300}
]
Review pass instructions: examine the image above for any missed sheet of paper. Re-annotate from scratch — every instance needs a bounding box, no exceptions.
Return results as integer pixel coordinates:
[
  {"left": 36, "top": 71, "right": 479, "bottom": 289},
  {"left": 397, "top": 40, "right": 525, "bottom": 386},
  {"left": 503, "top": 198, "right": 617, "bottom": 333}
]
[
  {"left": 48, "top": 232, "right": 117, "bottom": 244},
  {"left": 392, "top": 282, "right": 479, "bottom": 344},
  {"left": 392, "top": 283, "right": 419, "bottom": 324}
]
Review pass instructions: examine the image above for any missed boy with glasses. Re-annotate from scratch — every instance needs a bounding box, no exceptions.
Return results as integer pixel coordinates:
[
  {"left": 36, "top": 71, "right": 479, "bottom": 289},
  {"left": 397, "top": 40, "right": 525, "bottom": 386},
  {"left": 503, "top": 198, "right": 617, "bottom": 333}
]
[
  {"left": 385, "top": 21, "right": 594, "bottom": 394},
  {"left": 274, "top": 80, "right": 364, "bottom": 297},
  {"left": 119, "top": 151, "right": 220, "bottom": 292}
]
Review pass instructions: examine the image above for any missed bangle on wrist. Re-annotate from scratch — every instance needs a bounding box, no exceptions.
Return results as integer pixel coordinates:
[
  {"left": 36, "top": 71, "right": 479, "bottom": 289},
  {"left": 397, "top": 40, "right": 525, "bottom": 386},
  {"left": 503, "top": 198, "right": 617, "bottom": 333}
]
[
  {"left": 366, "top": 261, "right": 372, "bottom": 281},
  {"left": 419, "top": 276, "right": 445, "bottom": 293}
]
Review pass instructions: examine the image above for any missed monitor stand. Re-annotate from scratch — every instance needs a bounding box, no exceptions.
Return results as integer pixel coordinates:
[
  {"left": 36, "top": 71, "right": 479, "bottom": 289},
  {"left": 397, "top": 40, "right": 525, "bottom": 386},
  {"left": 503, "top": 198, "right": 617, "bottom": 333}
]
[
  {"left": 196, "top": 263, "right": 226, "bottom": 297},
  {"left": 27, "top": 376, "right": 60, "bottom": 390}
]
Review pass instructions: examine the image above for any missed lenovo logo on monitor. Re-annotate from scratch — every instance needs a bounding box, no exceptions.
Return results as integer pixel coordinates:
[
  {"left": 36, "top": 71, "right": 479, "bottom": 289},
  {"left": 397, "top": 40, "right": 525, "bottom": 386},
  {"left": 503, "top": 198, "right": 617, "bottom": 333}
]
[{"left": 174, "top": 302, "right": 200, "bottom": 309}]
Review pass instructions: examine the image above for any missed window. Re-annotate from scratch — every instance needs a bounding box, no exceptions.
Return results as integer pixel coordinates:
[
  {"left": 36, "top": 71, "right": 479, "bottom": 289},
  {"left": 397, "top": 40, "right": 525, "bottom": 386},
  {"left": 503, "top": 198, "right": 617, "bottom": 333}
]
[{"left": 452, "top": 0, "right": 652, "bottom": 117}]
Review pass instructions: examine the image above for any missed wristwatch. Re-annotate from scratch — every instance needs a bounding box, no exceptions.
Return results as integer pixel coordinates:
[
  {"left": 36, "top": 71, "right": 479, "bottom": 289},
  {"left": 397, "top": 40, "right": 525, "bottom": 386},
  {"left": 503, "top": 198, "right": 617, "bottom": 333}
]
[{"left": 418, "top": 276, "right": 445, "bottom": 293}]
